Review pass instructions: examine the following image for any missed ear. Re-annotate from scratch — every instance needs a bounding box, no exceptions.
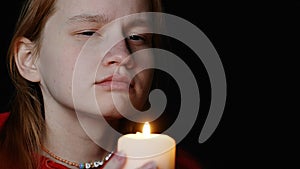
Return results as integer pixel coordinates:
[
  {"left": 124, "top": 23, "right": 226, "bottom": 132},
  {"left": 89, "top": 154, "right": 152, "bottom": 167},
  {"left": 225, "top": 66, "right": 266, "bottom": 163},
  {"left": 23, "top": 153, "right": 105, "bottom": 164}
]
[{"left": 14, "top": 37, "right": 41, "bottom": 82}]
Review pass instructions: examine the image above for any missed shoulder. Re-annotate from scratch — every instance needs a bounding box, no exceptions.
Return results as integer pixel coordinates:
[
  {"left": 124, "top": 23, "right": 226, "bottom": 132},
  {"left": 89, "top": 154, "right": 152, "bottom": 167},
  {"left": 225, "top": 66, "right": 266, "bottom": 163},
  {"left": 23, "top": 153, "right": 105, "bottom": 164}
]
[{"left": 0, "top": 112, "right": 10, "bottom": 131}]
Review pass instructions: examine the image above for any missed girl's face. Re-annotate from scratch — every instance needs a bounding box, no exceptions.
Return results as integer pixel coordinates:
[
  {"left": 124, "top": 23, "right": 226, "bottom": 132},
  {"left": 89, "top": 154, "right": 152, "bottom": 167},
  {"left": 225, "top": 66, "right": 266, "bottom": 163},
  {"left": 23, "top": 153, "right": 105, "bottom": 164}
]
[{"left": 36, "top": 0, "right": 154, "bottom": 118}]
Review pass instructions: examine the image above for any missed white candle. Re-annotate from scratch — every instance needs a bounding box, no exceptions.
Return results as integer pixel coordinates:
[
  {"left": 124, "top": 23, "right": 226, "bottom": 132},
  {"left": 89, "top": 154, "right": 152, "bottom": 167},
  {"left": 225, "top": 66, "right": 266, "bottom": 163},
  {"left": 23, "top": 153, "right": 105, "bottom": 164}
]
[{"left": 117, "top": 122, "right": 176, "bottom": 169}]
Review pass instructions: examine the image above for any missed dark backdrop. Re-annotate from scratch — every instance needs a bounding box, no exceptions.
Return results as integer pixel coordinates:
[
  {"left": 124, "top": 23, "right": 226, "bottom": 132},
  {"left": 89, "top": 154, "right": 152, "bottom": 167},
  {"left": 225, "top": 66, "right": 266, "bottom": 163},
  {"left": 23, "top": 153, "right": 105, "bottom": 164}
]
[{"left": 1, "top": 1, "right": 299, "bottom": 169}]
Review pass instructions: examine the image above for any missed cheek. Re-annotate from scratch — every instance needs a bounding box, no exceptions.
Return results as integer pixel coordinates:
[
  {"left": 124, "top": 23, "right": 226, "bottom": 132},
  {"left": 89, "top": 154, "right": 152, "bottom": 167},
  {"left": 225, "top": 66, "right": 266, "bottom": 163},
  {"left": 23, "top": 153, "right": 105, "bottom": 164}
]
[
  {"left": 38, "top": 39, "right": 83, "bottom": 95},
  {"left": 39, "top": 50, "right": 76, "bottom": 78},
  {"left": 38, "top": 21, "right": 86, "bottom": 82},
  {"left": 135, "top": 70, "right": 154, "bottom": 97},
  {"left": 142, "top": 70, "right": 154, "bottom": 89}
]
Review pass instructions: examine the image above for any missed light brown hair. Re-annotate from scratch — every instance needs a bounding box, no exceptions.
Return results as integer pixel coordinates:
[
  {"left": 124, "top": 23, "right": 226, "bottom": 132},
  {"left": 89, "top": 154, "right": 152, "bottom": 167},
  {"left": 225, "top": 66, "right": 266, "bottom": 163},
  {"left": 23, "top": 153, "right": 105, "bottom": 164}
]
[{"left": 0, "top": 0, "right": 56, "bottom": 168}]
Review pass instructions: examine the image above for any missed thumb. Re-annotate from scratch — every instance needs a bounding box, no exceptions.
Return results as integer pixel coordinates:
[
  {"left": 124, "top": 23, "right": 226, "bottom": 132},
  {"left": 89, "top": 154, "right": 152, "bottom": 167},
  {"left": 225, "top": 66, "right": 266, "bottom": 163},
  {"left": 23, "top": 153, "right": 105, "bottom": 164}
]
[
  {"left": 102, "top": 151, "right": 126, "bottom": 169},
  {"left": 135, "top": 161, "right": 157, "bottom": 169}
]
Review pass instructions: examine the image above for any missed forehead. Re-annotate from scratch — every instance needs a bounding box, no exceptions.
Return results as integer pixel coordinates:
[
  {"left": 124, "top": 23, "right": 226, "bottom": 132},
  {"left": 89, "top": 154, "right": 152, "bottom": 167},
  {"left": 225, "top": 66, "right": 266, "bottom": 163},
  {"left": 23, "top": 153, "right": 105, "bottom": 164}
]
[{"left": 54, "top": 0, "right": 151, "bottom": 20}]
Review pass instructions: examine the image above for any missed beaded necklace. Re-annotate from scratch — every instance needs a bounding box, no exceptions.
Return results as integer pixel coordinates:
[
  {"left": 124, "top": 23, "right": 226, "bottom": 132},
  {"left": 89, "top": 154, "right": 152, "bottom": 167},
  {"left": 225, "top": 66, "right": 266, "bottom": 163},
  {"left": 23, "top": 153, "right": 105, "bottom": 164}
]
[{"left": 41, "top": 145, "right": 113, "bottom": 169}]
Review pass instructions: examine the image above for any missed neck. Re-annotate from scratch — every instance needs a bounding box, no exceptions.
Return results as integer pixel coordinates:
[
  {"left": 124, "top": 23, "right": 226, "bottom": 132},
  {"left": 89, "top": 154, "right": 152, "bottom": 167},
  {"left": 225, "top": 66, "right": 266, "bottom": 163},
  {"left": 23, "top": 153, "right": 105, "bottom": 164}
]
[{"left": 43, "top": 106, "right": 118, "bottom": 165}]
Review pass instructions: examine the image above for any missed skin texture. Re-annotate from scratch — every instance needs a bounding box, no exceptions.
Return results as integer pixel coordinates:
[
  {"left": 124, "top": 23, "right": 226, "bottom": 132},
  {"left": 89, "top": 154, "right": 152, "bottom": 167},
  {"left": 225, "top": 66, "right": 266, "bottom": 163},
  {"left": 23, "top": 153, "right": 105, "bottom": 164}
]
[{"left": 15, "top": 0, "right": 156, "bottom": 168}]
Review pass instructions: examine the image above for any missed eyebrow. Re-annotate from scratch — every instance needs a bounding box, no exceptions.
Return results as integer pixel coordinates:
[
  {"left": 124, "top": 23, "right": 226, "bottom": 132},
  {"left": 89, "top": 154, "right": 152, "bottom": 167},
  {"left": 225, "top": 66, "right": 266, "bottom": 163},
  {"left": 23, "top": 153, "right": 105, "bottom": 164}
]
[
  {"left": 67, "top": 14, "right": 112, "bottom": 24},
  {"left": 67, "top": 13, "right": 154, "bottom": 32}
]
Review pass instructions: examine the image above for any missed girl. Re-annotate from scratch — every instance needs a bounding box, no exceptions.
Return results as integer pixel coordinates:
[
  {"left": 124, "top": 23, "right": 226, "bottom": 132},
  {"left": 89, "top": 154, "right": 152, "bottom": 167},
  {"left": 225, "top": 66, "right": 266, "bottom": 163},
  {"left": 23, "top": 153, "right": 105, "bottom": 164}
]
[{"left": 0, "top": 0, "right": 162, "bottom": 168}]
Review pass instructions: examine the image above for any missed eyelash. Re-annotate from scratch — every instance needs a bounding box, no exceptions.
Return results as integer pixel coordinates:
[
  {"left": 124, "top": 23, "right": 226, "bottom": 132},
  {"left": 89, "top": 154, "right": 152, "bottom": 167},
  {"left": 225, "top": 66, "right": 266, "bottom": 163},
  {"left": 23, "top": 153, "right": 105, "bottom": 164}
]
[
  {"left": 78, "top": 31, "right": 97, "bottom": 36},
  {"left": 128, "top": 34, "right": 145, "bottom": 41},
  {"left": 126, "top": 34, "right": 149, "bottom": 46},
  {"left": 76, "top": 31, "right": 150, "bottom": 46}
]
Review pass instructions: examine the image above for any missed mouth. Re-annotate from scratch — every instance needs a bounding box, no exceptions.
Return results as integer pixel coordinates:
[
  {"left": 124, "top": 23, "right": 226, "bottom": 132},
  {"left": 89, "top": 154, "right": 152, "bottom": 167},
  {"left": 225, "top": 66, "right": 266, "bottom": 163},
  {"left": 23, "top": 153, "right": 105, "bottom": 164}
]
[{"left": 95, "top": 74, "right": 134, "bottom": 91}]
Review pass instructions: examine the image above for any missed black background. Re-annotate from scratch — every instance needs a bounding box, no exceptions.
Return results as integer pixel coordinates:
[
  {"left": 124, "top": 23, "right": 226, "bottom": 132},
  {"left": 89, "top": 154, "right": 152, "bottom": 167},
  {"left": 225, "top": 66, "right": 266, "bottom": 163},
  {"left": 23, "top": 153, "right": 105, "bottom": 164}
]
[{"left": 1, "top": 1, "right": 299, "bottom": 168}]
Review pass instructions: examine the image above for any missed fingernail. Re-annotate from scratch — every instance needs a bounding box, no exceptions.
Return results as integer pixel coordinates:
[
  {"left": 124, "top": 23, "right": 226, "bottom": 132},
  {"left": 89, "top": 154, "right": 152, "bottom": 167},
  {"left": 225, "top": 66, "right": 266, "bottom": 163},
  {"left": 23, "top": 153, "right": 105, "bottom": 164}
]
[{"left": 144, "top": 161, "right": 157, "bottom": 169}]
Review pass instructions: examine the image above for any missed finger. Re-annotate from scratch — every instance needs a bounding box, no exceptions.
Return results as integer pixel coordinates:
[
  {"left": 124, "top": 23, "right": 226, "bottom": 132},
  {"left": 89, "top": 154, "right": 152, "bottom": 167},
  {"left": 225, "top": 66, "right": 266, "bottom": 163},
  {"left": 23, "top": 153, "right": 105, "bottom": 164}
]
[
  {"left": 135, "top": 161, "right": 157, "bottom": 169},
  {"left": 102, "top": 152, "right": 126, "bottom": 169}
]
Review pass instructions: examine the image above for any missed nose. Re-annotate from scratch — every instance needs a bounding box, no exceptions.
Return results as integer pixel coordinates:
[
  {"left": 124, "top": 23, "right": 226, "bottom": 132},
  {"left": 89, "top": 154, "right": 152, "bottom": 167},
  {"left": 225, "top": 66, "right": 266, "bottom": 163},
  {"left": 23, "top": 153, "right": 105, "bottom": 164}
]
[{"left": 102, "top": 40, "right": 134, "bottom": 68}]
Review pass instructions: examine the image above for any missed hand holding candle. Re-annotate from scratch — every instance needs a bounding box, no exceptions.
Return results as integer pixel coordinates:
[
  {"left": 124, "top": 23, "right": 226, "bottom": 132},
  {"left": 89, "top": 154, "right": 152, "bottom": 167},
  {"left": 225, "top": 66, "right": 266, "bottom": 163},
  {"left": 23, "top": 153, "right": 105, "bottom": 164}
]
[{"left": 117, "top": 122, "right": 176, "bottom": 169}]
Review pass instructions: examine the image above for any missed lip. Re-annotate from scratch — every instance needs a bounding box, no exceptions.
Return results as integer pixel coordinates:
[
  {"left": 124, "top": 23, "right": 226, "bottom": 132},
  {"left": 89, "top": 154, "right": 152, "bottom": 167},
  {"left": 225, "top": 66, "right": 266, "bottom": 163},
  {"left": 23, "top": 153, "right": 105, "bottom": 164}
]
[{"left": 95, "top": 74, "right": 134, "bottom": 91}]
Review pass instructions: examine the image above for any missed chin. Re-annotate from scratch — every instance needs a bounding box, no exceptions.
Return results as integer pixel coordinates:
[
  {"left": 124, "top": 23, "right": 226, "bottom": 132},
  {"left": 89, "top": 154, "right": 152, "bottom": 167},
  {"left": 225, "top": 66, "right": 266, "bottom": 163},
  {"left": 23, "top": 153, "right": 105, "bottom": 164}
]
[{"left": 96, "top": 96, "right": 147, "bottom": 120}]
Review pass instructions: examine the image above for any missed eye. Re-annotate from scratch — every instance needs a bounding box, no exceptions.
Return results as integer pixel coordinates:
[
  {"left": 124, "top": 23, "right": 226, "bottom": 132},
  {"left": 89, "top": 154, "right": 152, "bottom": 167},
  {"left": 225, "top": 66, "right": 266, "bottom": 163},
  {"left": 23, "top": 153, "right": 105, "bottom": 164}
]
[
  {"left": 127, "top": 34, "right": 147, "bottom": 46},
  {"left": 128, "top": 34, "right": 145, "bottom": 41},
  {"left": 79, "top": 31, "right": 96, "bottom": 36}
]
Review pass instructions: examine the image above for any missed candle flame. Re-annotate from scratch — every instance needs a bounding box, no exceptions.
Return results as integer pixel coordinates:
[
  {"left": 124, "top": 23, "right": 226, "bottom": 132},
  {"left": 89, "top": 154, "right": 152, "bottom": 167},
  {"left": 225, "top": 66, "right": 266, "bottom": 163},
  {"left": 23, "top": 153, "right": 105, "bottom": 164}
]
[{"left": 142, "top": 122, "right": 151, "bottom": 137}]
